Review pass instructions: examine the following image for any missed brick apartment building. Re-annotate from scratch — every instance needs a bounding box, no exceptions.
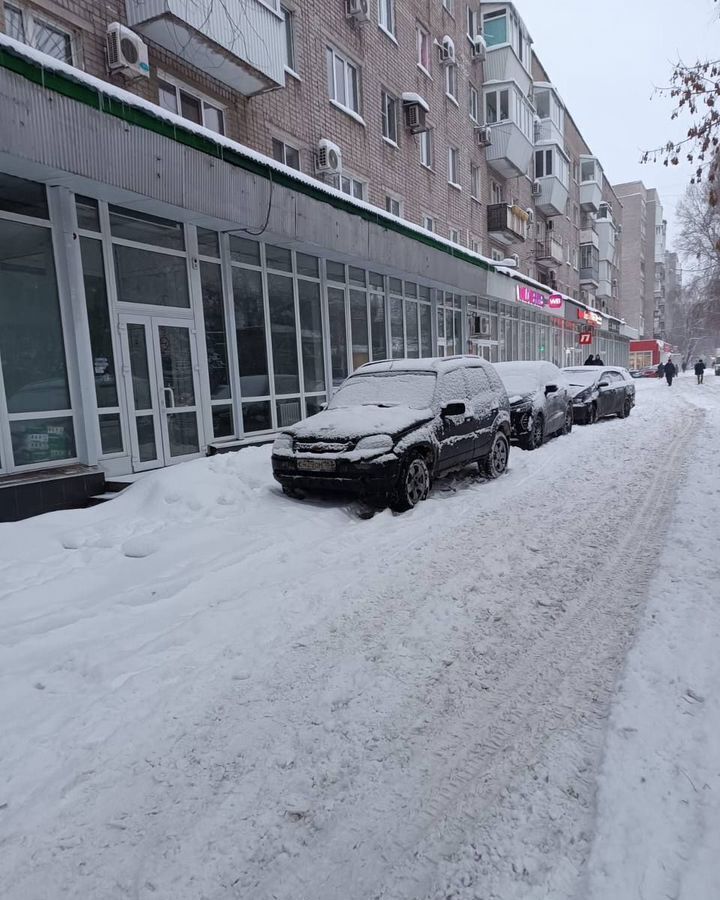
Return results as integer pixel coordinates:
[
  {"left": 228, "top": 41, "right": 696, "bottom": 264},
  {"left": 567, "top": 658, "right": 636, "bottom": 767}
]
[{"left": 0, "top": 0, "right": 633, "bottom": 518}]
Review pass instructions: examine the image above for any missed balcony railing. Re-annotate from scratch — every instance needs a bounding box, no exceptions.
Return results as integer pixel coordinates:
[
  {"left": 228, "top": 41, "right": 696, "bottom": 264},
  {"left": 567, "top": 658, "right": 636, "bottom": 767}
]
[
  {"left": 488, "top": 204, "right": 527, "bottom": 243},
  {"left": 536, "top": 237, "right": 564, "bottom": 264},
  {"left": 580, "top": 264, "right": 600, "bottom": 285},
  {"left": 126, "top": 0, "right": 286, "bottom": 95}
]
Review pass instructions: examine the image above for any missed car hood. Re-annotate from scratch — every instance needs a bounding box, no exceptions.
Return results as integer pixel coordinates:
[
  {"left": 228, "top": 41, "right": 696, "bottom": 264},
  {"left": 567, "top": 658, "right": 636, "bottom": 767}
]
[
  {"left": 285, "top": 405, "right": 434, "bottom": 441},
  {"left": 508, "top": 392, "right": 536, "bottom": 407}
]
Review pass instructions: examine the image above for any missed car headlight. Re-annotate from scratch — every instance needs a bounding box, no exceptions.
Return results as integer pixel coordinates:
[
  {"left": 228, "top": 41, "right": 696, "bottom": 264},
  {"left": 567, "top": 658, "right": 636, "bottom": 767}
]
[
  {"left": 574, "top": 389, "right": 591, "bottom": 402},
  {"left": 355, "top": 434, "right": 394, "bottom": 452},
  {"left": 272, "top": 433, "right": 294, "bottom": 452}
]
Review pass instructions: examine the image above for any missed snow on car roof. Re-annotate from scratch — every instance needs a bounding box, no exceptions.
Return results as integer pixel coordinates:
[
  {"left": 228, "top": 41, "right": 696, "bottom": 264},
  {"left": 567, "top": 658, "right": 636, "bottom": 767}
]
[{"left": 356, "top": 356, "right": 495, "bottom": 375}]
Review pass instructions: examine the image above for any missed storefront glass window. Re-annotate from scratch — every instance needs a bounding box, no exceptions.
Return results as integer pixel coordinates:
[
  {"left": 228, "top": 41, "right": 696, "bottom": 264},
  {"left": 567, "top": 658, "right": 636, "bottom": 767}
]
[
  {"left": 232, "top": 267, "right": 269, "bottom": 397},
  {"left": 81, "top": 238, "right": 118, "bottom": 409},
  {"left": 370, "top": 294, "right": 387, "bottom": 361},
  {"left": 0, "top": 220, "right": 72, "bottom": 421},
  {"left": 420, "top": 304, "right": 433, "bottom": 357},
  {"left": 350, "top": 290, "right": 369, "bottom": 369},
  {"left": 197, "top": 228, "right": 220, "bottom": 258},
  {"left": 405, "top": 300, "right": 419, "bottom": 358},
  {"left": 328, "top": 287, "right": 347, "bottom": 386},
  {"left": 109, "top": 206, "right": 185, "bottom": 250},
  {"left": 268, "top": 274, "right": 300, "bottom": 394},
  {"left": 0, "top": 173, "right": 49, "bottom": 219},
  {"left": 230, "top": 236, "right": 260, "bottom": 266},
  {"left": 242, "top": 400, "right": 272, "bottom": 433},
  {"left": 113, "top": 245, "right": 190, "bottom": 308},
  {"left": 10, "top": 417, "right": 76, "bottom": 467},
  {"left": 75, "top": 196, "right": 100, "bottom": 232},
  {"left": 298, "top": 281, "right": 325, "bottom": 393},
  {"left": 200, "top": 262, "right": 231, "bottom": 401},
  {"left": 390, "top": 295, "right": 404, "bottom": 358}
]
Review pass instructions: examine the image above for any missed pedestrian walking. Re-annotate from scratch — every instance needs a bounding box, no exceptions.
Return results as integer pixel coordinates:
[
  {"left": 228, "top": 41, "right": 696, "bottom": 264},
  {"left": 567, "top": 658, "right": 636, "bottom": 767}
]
[
  {"left": 584, "top": 354, "right": 595, "bottom": 366},
  {"left": 682, "top": 361, "right": 687, "bottom": 374},
  {"left": 665, "top": 359, "right": 677, "bottom": 386},
  {"left": 657, "top": 362, "right": 665, "bottom": 379},
  {"left": 695, "top": 359, "right": 706, "bottom": 384},
  {"left": 593, "top": 356, "right": 604, "bottom": 366}
]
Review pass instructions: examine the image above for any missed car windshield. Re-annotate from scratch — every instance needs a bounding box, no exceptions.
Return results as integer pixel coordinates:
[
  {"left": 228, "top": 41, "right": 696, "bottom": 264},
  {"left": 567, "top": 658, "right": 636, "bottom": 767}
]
[
  {"left": 329, "top": 371, "right": 437, "bottom": 410},
  {"left": 563, "top": 369, "right": 600, "bottom": 386},
  {"left": 499, "top": 374, "right": 538, "bottom": 397}
]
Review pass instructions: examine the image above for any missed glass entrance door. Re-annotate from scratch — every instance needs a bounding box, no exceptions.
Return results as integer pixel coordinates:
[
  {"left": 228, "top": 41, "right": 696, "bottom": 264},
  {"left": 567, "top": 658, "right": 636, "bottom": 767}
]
[{"left": 120, "top": 315, "right": 203, "bottom": 470}]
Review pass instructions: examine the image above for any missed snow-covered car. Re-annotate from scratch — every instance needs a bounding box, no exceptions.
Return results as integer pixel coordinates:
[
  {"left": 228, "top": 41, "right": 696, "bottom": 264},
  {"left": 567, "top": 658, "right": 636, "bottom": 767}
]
[
  {"left": 272, "top": 357, "right": 512, "bottom": 511},
  {"left": 562, "top": 366, "right": 636, "bottom": 424},
  {"left": 494, "top": 361, "right": 574, "bottom": 450}
]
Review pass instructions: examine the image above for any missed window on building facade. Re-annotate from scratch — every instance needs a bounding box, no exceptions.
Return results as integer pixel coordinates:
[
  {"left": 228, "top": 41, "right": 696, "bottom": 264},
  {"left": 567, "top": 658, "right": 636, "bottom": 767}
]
[
  {"left": 491, "top": 181, "right": 503, "bottom": 205},
  {"left": 4, "top": 3, "right": 73, "bottom": 64},
  {"left": 471, "top": 164, "right": 481, "bottom": 201},
  {"left": 445, "top": 63, "right": 458, "bottom": 102},
  {"left": 581, "top": 158, "right": 598, "bottom": 182},
  {"left": 469, "top": 84, "right": 479, "bottom": 122},
  {"left": 340, "top": 174, "right": 367, "bottom": 200},
  {"left": 469, "top": 234, "right": 482, "bottom": 254},
  {"left": 490, "top": 247, "right": 504, "bottom": 261},
  {"left": 420, "top": 129, "right": 434, "bottom": 169},
  {"left": 449, "top": 227, "right": 461, "bottom": 245},
  {"left": 483, "top": 9, "right": 507, "bottom": 46},
  {"left": 417, "top": 23, "right": 431, "bottom": 73},
  {"left": 272, "top": 138, "right": 300, "bottom": 170},
  {"left": 281, "top": 5, "right": 296, "bottom": 72},
  {"left": 485, "top": 88, "right": 509, "bottom": 123},
  {"left": 448, "top": 147, "right": 460, "bottom": 187},
  {"left": 158, "top": 78, "right": 225, "bottom": 134},
  {"left": 467, "top": 5, "right": 479, "bottom": 37},
  {"left": 385, "top": 195, "right": 403, "bottom": 217},
  {"left": 378, "top": 0, "right": 396, "bottom": 37},
  {"left": 443, "top": 0, "right": 454, "bottom": 15},
  {"left": 535, "top": 148, "right": 552, "bottom": 178},
  {"left": 422, "top": 214, "right": 435, "bottom": 232},
  {"left": 326, "top": 46, "right": 361, "bottom": 115},
  {"left": 381, "top": 90, "right": 398, "bottom": 143}
]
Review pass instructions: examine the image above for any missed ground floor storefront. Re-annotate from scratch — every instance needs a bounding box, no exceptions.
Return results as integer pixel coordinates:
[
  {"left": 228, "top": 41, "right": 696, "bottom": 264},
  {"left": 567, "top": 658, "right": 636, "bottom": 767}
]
[{"left": 0, "top": 40, "right": 629, "bottom": 516}]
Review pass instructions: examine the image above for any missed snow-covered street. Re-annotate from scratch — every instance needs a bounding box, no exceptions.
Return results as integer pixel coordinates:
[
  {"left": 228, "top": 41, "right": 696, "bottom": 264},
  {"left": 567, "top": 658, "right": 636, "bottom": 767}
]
[{"left": 1, "top": 376, "right": 719, "bottom": 900}]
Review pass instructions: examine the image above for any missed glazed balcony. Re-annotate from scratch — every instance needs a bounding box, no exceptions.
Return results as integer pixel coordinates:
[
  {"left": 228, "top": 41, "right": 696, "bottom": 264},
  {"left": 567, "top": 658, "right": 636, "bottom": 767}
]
[{"left": 488, "top": 203, "right": 527, "bottom": 244}]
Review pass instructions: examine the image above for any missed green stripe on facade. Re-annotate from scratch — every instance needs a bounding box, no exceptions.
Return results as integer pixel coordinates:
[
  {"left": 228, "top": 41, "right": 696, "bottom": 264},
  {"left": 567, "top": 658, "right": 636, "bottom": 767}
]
[{"left": 0, "top": 44, "right": 495, "bottom": 275}]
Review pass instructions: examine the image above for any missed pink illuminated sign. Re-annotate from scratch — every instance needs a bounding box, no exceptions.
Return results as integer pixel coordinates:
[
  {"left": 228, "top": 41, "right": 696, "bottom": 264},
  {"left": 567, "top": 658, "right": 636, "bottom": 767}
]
[{"left": 516, "top": 285, "right": 547, "bottom": 308}]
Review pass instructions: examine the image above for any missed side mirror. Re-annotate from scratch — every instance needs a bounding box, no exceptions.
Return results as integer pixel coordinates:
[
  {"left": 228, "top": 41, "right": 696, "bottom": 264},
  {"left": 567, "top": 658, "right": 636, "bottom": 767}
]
[
  {"left": 320, "top": 402, "right": 328, "bottom": 411},
  {"left": 545, "top": 384, "right": 559, "bottom": 394},
  {"left": 442, "top": 401, "right": 467, "bottom": 418},
  {"left": 598, "top": 381, "right": 609, "bottom": 389}
]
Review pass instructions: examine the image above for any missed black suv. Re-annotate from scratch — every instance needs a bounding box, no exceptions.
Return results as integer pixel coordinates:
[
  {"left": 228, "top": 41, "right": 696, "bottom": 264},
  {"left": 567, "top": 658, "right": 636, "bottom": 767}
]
[{"left": 272, "top": 357, "right": 512, "bottom": 511}]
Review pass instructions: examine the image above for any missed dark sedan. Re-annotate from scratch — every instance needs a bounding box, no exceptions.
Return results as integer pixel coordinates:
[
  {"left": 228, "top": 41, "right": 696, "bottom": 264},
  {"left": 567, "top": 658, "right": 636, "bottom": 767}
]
[{"left": 562, "top": 366, "right": 636, "bottom": 424}]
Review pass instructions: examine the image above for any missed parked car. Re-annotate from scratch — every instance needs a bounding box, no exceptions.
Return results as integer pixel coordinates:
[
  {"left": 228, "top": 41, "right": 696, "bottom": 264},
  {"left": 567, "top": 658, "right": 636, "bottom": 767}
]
[
  {"left": 494, "top": 361, "right": 574, "bottom": 450},
  {"left": 562, "top": 366, "right": 636, "bottom": 424},
  {"left": 272, "top": 357, "right": 512, "bottom": 511},
  {"left": 638, "top": 366, "right": 659, "bottom": 378}
]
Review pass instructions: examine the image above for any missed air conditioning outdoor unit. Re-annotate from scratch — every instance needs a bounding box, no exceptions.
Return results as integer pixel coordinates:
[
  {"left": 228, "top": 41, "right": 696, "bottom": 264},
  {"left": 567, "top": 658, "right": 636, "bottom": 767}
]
[
  {"left": 316, "top": 139, "right": 343, "bottom": 176},
  {"left": 512, "top": 253, "right": 521, "bottom": 267},
  {"left": 404, "top": 102, "right": 427, "bottom": 134},
  {"left": 531, "top": 180, "right": 542, "bottom": 196},
  {"left": 106, "top": 23, "right": 149, "bottom": 78},
  {"left": 617, "top": 224, "right": 623, "bottom": 235},
  {"left": 346, "top": 0, "right": 370, "bottom": 22},
  {"left": 470, "top": 34, "right": 486, "bottom": 60},
  {"left": 475, "top": 125, "right": 492, "bottom": 147},
  {"left": 526, "top": 207, "right": 534, "bottom": 224},
  {"left": 439, "top": 35, "right": 456, "bottom": 65}
]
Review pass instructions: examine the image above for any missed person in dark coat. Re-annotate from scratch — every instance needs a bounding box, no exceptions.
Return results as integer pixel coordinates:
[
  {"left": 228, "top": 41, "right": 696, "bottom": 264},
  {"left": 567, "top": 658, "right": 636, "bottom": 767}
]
[
  {"left": 593, "top": 356, "right": 604, "bottom": 365},
  {"left": 681, "top": 361, "right": 687, "bottom": 374},
  {"left": 695, "top": 359, "right": 706, "bottom": 384},
  {"left": 584, "top": 354, "right": 595, "bottom": 366},
  {"left": 665, "top": 359, "right": 677, "bottom": 386},
  {"left": 657, "top": 362, "right": 665, "bottom": 379}
]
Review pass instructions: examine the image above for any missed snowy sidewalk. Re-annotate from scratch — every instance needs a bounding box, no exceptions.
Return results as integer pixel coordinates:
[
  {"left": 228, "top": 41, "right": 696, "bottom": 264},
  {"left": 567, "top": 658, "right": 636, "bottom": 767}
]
[{"left": 585, "top": 378, "right": 720, "bottom": 900}]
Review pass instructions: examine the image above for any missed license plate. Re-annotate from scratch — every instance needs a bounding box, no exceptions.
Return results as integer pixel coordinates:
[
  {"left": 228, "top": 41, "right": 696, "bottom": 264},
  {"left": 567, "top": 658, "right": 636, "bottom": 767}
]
[{"left": 297, "top": 458, "right": 336, "bottom": 472}]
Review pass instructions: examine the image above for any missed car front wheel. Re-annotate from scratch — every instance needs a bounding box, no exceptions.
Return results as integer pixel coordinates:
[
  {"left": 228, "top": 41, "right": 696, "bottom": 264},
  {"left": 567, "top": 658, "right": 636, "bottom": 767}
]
[
  {"left": 520, "top": 414, "right": 544, "bottom": 451},
  {"left": 562, "top": 406, "right": 573, "bottom": 435},
  {"left": 391, "top": 452, "right": 431, "bottom": 512},
  {"left": 618, "top": 395, "right": 632, "bottom": 419},
  {"left": 482, "top": 432, "right": 509, "bottom": 478}
]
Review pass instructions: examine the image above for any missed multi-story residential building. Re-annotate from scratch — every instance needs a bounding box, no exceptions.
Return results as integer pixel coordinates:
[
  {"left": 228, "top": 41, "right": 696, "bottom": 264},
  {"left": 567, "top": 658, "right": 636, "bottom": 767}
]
[
  {"left": 613, "top": 180, "right": 671, "bottom": 338},
  {"left": 0, "top": 0, "right": 632, "bottom": 518},
  {"left": 664, "top": 250, "right": 681, "bottom": 345}
]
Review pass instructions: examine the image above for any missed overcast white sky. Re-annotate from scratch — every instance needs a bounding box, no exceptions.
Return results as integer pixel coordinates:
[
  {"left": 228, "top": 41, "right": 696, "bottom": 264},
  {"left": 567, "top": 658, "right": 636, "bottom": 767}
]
[{"left": 517, "top": 0, "right": 719, "bottom": 251}]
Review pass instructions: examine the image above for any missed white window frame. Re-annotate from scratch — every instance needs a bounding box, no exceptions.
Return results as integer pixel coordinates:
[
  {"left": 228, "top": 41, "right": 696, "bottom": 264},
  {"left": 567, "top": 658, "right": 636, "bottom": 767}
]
[
  {"left": 485, "top": 87, "right": 509, "bottom": 124},
  {"left": 491, "top": 181, "right": 503, "bottom": 205},
  {"left": 448, "top": 146, "right": 461, "bottom": 189},
  {"left": 281, "top": 5, "right": 297, "bottom": 75},
  {"left": 385, "top": 194, "right": 404, "bottom": 217},
  {"left": 469, "top": 233, "right": 482, "bottom": 255},
  {"left": 157, "top": 73, "right": 226, "bottom": 134},
  {"left": 467, "top": 5, "right": 479, "bottom": 39},
  {"left": 378, "top": 0, "right": 396, "bottom": 40},
  {"left": 445, "top": 63, "right": 458, "bottom": 104},
  {"left": 420, "top": 129, "right": 434, "bottom": 169},
  {"left": 469, "top": 84, "right": 479, "bottom": 123},
  {"left": 339, "top": 172, "right": 368, "bottom": 201},
  {"left": 327, "top": 46, "right": 362, "bottom": 119},
  {"left": 443, "top": 0, "right": 455, "bottom": 16},
  {"left": 422, "top": 214, "right": 435, "bottom": 232},
  {"left": 381, "top": 90, "right": 399, "bottom": 145},
  {"left": 272, "top": 137, "right": 301, "bottom": 170},
  {"left": 4, "top": 3, "right": 74, "bottom": 64},
  {"left": 449, "top": 226, "right": 461, "bottom": 245},
  {"left": 416, "top": 23, "right": 431, "bottom": 75},
  {"left": 471, "top": 163, "right": 481, "bottom": 201},
  {"left": 490, "top": 246, "right": 505, "bottom": 262}
]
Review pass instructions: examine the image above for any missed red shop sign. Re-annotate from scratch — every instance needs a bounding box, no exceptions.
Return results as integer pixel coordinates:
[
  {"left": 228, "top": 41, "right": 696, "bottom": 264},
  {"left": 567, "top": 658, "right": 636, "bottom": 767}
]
[{"left": 579, "top": 332, "right": 593, "bottom": 345}]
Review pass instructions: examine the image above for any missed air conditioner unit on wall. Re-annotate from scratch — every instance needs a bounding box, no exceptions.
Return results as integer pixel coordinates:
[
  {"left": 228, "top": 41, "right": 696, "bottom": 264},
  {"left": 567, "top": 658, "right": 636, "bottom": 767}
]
[
  {"left": 439, "top": 35, "right": 456, "bottom": 65},
  {"left": 106, "top": 23, "right": 150, "bottom": 79},
  {"left": 532, "top": 181, "right": 542, "bottom": 196},
  {"left": 475, "top": 125, "right": 492, "bottom": 147},
  {"left": 346, "top": 0, "right": 370, "bottom": 22},
  {"left": 316, "top": 139, "right": 343, "bottom": 176},
  {"left": 471, "top": 34, "right": 486, "bottom": 60},
  {"left": 404, "top": 103, "right": 428, "bottom": 134}
]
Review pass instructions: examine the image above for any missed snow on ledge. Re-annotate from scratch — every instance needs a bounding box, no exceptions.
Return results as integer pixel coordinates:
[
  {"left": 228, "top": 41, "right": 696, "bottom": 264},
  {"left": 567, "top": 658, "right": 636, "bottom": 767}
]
[{"left": 401, "top": 92, "right": 430, "bottom": 112}]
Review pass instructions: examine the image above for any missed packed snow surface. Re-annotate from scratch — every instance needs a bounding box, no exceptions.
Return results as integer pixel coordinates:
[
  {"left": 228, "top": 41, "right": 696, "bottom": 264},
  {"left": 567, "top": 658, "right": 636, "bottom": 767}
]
[{"left": 1, "top": 376, "right": 719, "bottom": 899}]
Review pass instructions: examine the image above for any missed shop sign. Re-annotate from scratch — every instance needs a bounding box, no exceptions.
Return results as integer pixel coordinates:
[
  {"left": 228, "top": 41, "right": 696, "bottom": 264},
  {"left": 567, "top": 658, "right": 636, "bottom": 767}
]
[
  {"left": 516, "top": 285, "right": 547, "bottom": 308},
  {"left": 577, "top": 309, "right": 603, "bottom": 327},
  {"left": 548, "top": 294, "right": 564, "bottom": 310},
  {"left": 579, "top": 332, "right": 593, "bottom": 345}
]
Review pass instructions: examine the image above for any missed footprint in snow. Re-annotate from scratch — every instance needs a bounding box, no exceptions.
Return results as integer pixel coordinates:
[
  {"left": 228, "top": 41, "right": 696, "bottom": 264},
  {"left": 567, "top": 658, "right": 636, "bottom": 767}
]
[{"left": 122, "top": 536, "right": 160, "bottom": 559}]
